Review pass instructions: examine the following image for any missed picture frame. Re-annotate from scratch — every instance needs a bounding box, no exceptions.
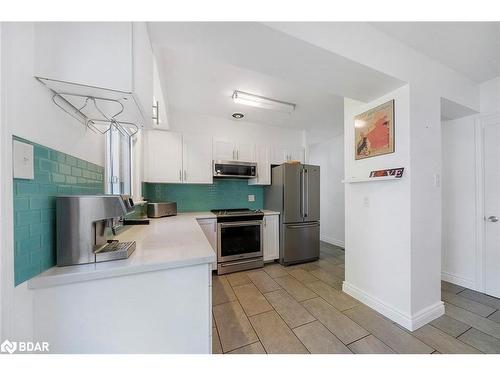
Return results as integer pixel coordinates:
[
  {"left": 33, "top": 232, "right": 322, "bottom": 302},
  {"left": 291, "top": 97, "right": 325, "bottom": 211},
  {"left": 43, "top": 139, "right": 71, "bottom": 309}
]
[{"left": 354, "top": 99, "right": 395, "bottom": 160}]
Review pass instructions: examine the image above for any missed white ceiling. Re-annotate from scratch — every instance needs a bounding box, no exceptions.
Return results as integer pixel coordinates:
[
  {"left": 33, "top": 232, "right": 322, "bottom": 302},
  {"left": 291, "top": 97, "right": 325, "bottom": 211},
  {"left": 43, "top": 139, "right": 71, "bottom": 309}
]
[
  {"left": 157, "top": 48, "right": 344, "bottom": 136},
  {"left": 370, "top": 22, "right": 500, "bottom": 83},
  {"left": 148, "top": 22, "right": 405, "bottom": 138}
]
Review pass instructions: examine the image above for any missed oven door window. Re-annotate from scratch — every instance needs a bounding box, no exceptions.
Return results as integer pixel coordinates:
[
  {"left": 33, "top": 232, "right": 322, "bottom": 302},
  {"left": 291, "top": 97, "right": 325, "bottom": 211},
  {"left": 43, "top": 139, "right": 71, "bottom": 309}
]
[{"left": 220, "top": 223, "right": 261, "bottom": 258}]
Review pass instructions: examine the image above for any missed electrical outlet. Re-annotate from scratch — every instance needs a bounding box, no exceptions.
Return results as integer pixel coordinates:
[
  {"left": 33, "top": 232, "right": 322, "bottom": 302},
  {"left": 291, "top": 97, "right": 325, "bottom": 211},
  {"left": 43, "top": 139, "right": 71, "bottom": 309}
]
[{"left": 248, "top": 194, "right": 255, "bottom": 202}]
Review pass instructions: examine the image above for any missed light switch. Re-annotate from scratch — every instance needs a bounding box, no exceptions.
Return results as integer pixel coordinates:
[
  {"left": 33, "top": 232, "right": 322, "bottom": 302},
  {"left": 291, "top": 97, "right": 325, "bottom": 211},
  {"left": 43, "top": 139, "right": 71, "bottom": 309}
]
[
  {"left": 248, "top": 194, "right": 255, "bottom": 202},
  {"left": 363, "top": 196, "right": 370, "bottom": 208},
  {"left": 13, "top": 140, "right": 34, "bottom": 180}
]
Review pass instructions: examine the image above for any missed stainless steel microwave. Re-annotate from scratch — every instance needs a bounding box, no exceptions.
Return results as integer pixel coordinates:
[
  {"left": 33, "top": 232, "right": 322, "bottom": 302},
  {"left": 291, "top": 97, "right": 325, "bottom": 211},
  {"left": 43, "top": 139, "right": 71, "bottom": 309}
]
[{"left": 213, "top": 160, "right": 257, "bottom": 178}]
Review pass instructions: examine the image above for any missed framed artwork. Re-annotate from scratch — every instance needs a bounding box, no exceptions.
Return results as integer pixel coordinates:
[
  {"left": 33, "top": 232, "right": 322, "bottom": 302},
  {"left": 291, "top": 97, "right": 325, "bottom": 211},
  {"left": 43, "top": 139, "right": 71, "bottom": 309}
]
[{"left": 354, "top": 99, "right": 395, "bottom": 160}]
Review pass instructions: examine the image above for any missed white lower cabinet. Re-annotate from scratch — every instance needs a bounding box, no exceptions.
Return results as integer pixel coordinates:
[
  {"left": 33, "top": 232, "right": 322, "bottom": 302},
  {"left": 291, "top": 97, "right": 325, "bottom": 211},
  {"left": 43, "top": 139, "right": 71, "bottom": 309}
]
[
  {"left": 263, "top": 214, "right": 280, "bottom": 262},
  {"left": 197, "top": 218, "right": 217, "bottom": 270}
]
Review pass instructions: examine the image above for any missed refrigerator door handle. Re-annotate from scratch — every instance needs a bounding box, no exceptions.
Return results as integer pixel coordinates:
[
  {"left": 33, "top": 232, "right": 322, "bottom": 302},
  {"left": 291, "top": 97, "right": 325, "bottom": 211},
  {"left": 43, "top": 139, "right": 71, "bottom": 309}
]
[
  {"left": 301, "top": 168, "right": 307, "bottom": 219},
  {"left": 286, "top": 222, "right": 319, "bottom": 229},
  {"left": 304, "top": 168, "right": 309, "bottom": 218}
]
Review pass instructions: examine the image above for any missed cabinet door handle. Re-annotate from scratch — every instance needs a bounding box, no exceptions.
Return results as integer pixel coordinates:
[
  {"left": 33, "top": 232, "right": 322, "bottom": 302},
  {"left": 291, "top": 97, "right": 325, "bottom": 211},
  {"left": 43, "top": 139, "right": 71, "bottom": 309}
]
[
  {"left": 264, "top": 218, "right": 267, "bottom": 227},
  {"left": 179, "top": 170, "right": 182, "bottom": 181},
  {"left": 237, "top": 150, "right": 239, "bottom": 160},
  {"left": 184, "top": 170, "right": 187, "bottom": 181},
  {"left": 232, "top": 149, "right": 235, "bottom": 160}
]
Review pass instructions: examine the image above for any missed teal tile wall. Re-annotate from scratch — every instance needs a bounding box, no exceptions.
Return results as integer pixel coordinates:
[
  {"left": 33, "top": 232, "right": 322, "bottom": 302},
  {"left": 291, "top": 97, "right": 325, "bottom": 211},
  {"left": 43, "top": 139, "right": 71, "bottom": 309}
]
[
  {"left": 143, "top": 180, "right": 264, "bottom": 212},
  {"left": 13, "top": 136, "right": 104, "bottom": 285}
]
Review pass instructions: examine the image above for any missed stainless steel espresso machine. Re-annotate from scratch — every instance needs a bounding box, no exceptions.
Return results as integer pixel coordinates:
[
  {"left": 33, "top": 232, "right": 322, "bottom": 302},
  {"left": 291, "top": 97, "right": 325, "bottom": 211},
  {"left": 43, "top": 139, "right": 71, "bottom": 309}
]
[{"left": 56, "top": 195, "right": 137, "bottom": 266}]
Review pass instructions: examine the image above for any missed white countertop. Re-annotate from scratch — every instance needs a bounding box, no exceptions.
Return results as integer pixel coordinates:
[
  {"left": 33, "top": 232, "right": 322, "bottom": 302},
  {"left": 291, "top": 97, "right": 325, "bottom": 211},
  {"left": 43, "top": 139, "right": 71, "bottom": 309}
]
[{"left": 28, "top": 212, "right": 217, "bottom": 289}]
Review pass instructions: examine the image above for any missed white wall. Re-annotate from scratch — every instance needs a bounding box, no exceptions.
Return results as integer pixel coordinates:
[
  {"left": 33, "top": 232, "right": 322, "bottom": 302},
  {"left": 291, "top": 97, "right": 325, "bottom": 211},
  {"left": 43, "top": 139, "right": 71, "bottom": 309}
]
[
  {"left": 168, "top": 109, "right": 305, "bottom": 148},
  {"left": 0, "top": 23, "right": 105, "bottom": 341},
  {"left": 480, "top": 76, "right": 500, "bottom": 114},
  {"left": 309, "top": 134, "right": 345, "bottom": 247},
  {"left": 441, "top": 116, "right": 477, "bottom": 289},
  {"left": 441, "top": 75, "right": 500, "bottom": 291},
  {"left": 343, "top": 87, "right": 414, "bottom": 323}
]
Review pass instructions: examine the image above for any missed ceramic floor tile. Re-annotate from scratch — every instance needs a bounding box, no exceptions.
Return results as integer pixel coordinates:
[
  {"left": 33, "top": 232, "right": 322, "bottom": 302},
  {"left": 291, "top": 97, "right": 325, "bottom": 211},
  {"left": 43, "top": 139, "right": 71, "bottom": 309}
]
[
  {"left": 412, "top": 324, "right": 480, "bottom": 354},
  {"left": 316, "top": 260, "right": 345, "bottom": 279},
  {"left": 249, "top": 310, "right": 309, "bottom": 354},
  {"left": 458, "top": 328, "right": 500, "bottom": 353},
  {"left": 263, "top": 263, "right": 289, "bottom": 278},
  {"left": 293, "top": 321, "right": 351, "bottom": 354},
  {"left": 226, "top": 271, "right": 252, "bottom": 287},
  {"left": 441, "top": 281, "right": 466, "bottom": 294},
  {"left": 309, "top": 268, "right": 344, "bottom": 290},
  {"left": 287, "top": 268, "right": 319, "bottom": 283},
  {"left": 343, "top": 305, "right": 433, "bottom": 353},
  {"left": 213, "top": 301, "right": 259, "bottom": 353},
  {"left": 488, "top": 310, "right": 500, "bottom": 324},
  {"left": 274, "top": 275, "right": 317, "bottom": 302},
  {"left": 305, "top": 280, "right": 359, "bottom": 311},
  {"left": 458, "top": 289, "right": 500, "bottom": 310},
  {"left": 264, "top": 289, "right": 316, "bottom": 328},
  {"left": 212, "top": 329, "right": 223, "bottom": 354},
  {"left": 442, "top": 290, "right": 496, "bottom": 317},
  {"left": 348, "top": 335, "right": 395, "bottom": 354},
  {"left": 227, "top": 342, "right": 266, "bottom": 354},
  {"left": 300, "top": 261, "right": 321, "bottom": 272},
  {"left": 246, "top": 270, "right": 281, "bottom": 293},
  {"left": 212, "top": 275, "right": 237, "bottom": 305},
  {"left": 445, "top": 302, "right": 500, "bottom": 339},
  {"left": 301, "top": 297, "right": 368, "bottom": 345},
  {"left": 429, "top": 315, "right": 471, "bottom": 337},
  {"left": 233, "top": 283, "right": 273, "bottom": 317}
]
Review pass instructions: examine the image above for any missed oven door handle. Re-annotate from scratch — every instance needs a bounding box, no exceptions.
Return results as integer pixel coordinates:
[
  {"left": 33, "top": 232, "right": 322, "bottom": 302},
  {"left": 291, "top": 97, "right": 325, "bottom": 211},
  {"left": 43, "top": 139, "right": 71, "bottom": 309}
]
[
  {"left": 220, "top": 258, "right": 262, "bottom": 267},
  {"left": 219, "top": 221, "right": 263, "bottom": 228}
]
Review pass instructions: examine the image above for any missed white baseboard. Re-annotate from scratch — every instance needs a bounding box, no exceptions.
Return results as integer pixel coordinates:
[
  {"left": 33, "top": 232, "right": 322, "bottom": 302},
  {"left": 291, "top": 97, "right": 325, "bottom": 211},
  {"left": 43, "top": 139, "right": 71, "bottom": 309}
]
[
  {"left": 320, "top": 235, "right": 345, "bottom": 249},
  {"left": 342, "top": 281, "right": 444, "bottom": 331},
  {"left": 441, "top": 271, "right": 475, "bottom": 290}
]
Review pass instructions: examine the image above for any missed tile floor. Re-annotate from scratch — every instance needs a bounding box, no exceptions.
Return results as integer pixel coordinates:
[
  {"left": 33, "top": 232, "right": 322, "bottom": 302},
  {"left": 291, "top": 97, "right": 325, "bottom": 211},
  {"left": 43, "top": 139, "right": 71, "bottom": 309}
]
[{"left": 212, "top": 242, "right": 500, "bottom": 354}]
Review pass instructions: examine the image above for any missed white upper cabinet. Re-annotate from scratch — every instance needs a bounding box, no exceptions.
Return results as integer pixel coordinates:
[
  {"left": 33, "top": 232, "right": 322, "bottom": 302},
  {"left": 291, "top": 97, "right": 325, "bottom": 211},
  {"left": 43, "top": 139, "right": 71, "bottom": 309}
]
[
  {"left": 34, "top": 22, "right": 154, "bottom": 128},
  {"left": 152, "top": 59, "right": 169, "bottom": 129},
  {"left": 213, "top": 139, "right": 236, "bottom": 161},
  {"left": 249, "top": 144, "right": 271, "bottom": 185},
  {"left": 131, "top": 22, "right": 154, "bottom": 127},
  {"left": 236, "top": 142, "right": 256, "bottom": 162},
  {"left": 144, "top": 130, "right": 183, "bottom": 183},
  {"left": 271, "top": 144, "right": 305, "bottom": 165},
  {"left": 144, "top": 130, "right": 213, "bottom": 184},
  {"left": 213, "top": 138, "right": 255, "bottom": 162},
  {"left": 183, "top": 133, "right": 213, "bottom": 184}
]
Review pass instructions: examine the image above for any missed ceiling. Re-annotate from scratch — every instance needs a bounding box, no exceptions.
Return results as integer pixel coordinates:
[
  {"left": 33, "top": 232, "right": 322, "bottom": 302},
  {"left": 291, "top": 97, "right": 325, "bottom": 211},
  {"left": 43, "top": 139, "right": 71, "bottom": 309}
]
[
  {"left": 370, "top": 22, "right": 500, "bottom": 83},
  {"left": 157, "top": 48, "right": 344, "bottom": 136},
  {"left": 148, "top": 22, "right": 405, "bottom": 138}
]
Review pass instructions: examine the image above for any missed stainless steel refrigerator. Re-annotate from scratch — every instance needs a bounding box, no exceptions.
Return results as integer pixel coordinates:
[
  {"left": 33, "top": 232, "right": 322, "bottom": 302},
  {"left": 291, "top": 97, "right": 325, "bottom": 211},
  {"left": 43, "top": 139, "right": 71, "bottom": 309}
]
[{"left": 265, "top": 163, "right": 320, "bottom": 265}]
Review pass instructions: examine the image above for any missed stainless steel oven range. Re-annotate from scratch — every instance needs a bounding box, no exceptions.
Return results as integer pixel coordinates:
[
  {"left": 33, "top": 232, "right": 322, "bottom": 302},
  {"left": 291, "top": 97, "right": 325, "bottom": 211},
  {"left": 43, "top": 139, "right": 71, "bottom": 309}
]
[{"left": 211, "top": 208, "right": 264, "bottom": 275}]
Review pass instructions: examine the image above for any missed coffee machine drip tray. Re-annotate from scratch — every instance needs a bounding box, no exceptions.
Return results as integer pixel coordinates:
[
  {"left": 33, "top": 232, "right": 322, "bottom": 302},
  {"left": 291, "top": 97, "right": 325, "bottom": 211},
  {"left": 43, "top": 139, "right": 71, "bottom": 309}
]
[{"left": 94, "top": 240, "right": 136, "bottom": 263}]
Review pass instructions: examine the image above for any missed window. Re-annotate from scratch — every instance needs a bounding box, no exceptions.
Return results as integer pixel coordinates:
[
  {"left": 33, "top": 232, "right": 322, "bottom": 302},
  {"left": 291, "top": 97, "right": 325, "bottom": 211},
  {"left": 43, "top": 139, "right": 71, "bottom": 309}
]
[{"left": 105, "top": 126, "right": 131, "bottom": 195}]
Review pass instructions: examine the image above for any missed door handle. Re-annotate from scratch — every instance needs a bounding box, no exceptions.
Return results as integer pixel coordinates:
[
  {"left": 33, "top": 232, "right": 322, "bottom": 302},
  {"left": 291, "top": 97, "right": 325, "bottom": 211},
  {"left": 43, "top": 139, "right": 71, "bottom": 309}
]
[
  {"left": 184, "top": 170, "right": 187, "bottom": 181},
  {"left": 487, "top": 216, "right": 499, "bottom": 222},
  {"left": 179, "top": 170, "right": 182, "bottom": 181}
]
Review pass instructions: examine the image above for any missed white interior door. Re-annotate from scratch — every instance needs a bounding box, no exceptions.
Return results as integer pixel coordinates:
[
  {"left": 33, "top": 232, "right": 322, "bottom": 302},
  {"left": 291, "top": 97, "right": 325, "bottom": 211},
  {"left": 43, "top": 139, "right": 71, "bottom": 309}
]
[
  {"left": 183, "top": 133, "right": 213, "bottom": 184},
  {"left": 484, "top": 117, "right": 500, "bottom": 298}
]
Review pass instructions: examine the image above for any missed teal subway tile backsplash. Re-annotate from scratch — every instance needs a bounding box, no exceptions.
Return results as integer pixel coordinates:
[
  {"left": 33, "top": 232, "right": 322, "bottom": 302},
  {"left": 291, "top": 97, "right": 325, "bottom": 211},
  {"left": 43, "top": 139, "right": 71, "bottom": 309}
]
[
  {"left": 143, "top": 180, "right": 264, "bottom": 212},
  {"left": 13, "top": 136, "right": 104, "bottom": 285}
]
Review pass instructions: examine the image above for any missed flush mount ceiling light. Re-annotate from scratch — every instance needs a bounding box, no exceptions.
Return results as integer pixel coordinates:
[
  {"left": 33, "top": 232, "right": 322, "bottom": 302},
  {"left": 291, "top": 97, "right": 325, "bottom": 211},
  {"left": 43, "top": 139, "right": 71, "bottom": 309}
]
[
  {"left": 232, "top": 112, "right": 244, "bottom": 119},
  {"left": 232, "top": 90, "right": 296, "bottom": 113}
]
